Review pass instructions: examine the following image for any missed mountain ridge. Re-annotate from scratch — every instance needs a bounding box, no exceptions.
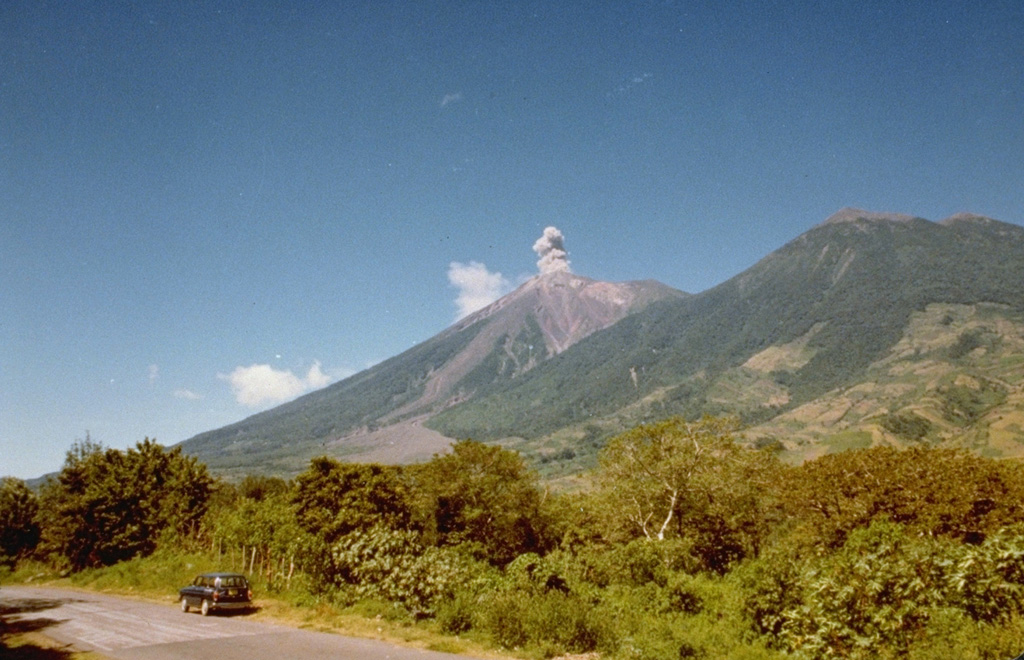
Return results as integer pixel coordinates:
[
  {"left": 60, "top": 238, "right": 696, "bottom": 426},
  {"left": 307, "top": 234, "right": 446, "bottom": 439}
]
[{"left": 178, "top": 209, "right": 1024, "bottom": 478}]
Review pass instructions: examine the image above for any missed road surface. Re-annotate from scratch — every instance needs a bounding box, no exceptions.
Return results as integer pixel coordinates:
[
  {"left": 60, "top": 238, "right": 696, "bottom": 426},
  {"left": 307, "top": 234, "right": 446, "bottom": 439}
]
[{"left": 0, "top": 585, "right": 482, "bottom": 660}]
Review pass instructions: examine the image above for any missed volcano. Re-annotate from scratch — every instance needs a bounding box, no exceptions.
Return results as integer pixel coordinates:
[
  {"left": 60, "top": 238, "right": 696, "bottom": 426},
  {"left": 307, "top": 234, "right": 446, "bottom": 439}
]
[{"left": 179, "top": 271, "right": 684, "bottom": 476}]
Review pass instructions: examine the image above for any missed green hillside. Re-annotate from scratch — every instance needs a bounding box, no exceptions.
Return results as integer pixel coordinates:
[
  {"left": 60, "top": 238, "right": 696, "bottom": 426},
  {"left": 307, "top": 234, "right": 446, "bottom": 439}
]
[{"left": 428, "top": 213, "right": 1024, "bottom": 470}]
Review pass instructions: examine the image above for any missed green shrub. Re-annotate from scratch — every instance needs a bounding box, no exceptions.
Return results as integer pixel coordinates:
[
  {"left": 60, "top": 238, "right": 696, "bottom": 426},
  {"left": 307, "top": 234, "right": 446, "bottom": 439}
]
[
  {"left": 905, "top": 609, "right": 1024, "bottom": 660},
  {"left": 742, "top": 522, "right": 1024, "bottom": 658},
  {"left": 0, "top": 477, "right": 40, "bottom": 565},
  {"left": 952, "top": 524, "right": 1024, "bottom": 623},
  {"left": 663, "top": 573, "right": 704, "bottom": 615},
  {"left": 329, "top": 525, "right": 485, "bottom": 615},
  {"left": 779, "top": 521, "right": 956, "bottom": 658},
  {"left": 37, "top": 438, "right": 212, "bottom": 570},
  {"left": 570, "top": 538, "right": 695, "bottom": 589},
  {"left": 481, "top": 589, "right": 609, "bottom": 657},
  {"left": 435, "top": 590, "right": 477, "bottom": 635},
  {"left": 614, "top": 618, "right": 698, "bottom": 660}
]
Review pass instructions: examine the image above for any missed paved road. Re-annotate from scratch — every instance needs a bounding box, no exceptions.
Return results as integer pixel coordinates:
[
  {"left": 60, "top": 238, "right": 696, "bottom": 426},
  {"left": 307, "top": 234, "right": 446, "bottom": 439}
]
[{"left": 0, "top": 585, "right": 482, "bottom": 660}]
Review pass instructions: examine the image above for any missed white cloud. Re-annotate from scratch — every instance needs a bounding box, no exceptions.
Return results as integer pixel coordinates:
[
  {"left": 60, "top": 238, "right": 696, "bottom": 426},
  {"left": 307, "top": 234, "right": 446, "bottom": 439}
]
[
  {"left": 610, "top": 72, "right": 653, "bottom": 96},
  {"left": 440, "top": 92, "right": 463, "bottom": 108},
  {"left": 305, "top": 361, "right": 330, "bottom": 389},
  {"left": 220, "top": 361, "right": 333, "bottom": 408},
  {"left": 148, "top": 364, "right": 159, "bottom": 383},
  {"left": 448, "top": 261, "right": 512, "bottom": 320},
  {"left": 173, "top": 388, "right": 202, "bottom": 401}
]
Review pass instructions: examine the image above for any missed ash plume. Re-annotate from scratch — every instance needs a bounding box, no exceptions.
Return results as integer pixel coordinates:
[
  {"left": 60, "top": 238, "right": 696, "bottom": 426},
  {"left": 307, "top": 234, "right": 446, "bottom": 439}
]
[{"left": 533, "top": 226, "right": 571, "bottom": 274}]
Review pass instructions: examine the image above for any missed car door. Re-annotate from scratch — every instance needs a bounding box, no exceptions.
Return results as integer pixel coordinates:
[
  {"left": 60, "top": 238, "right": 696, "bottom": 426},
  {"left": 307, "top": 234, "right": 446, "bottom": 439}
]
[{"left": 184, "top": 576, "right": 209, "bottom": 606}]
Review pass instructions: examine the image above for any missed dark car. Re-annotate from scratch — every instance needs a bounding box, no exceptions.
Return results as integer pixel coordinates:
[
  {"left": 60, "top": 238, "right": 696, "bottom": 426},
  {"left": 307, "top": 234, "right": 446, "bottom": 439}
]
[{"left": 179, "top": 572, "right": 253, "bottom": 615}]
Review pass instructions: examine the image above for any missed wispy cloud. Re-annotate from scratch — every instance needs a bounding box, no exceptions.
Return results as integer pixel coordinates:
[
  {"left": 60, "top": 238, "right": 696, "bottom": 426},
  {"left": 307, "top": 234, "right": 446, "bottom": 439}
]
[
  {"left": 173, "top": 388, "right": 202, "bottom": 401},
  {"left": 220, "top": 361, "right": 332, "bottom": 408},
  {"left": 148, "top": 364, "right": 159, "bottom": 383},
  {"left": 440, "top": 92, "right": 463, "bottom": 108},
  {"left": 609, "top": 72, "right": 653, "bottom": 96},
  {"left": 448, "top": 261, "right": 512, "bottom": 320}
]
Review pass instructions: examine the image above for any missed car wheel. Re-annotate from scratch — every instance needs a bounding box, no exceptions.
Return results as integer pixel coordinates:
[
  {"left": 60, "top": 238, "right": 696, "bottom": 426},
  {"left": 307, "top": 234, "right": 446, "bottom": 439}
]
[
  {"left": 180, "top": 597, "right": 189, "bottom": 613},
  {"left": 200, "top": 599, "right": 210, "bottom": 616}
]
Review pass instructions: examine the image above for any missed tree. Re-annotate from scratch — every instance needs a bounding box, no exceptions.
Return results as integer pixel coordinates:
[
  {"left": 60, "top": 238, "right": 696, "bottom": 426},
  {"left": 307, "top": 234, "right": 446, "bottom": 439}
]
[
  {"left": 782, "top": 445, "right": 1024, "bottom": 550},
  {"left": 410, "top": 440, "right": 550, "bottom": 565},
  {"left": 595, "top": 416, "right": 781, "bottom": 572},
  {"left": 0, "top": 477, "right": 40, "bottom": 565},
  {"left": 237, "top": 474, "right": 288, "bottom": 501},
  {"left": 212, "top": 487, "right": 303, "bottom": 587},
  {"left": 37, "top": 437, "right": 213, "bottom": 570},
  {"left": 292, "top": 457, "right": 412, "bottom": 543}
]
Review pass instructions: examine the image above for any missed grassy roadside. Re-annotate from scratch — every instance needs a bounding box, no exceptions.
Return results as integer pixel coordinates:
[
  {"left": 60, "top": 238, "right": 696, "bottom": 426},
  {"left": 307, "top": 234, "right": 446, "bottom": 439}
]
[{"left": 1, "top": 555, "right": 515, "bottom": 660}]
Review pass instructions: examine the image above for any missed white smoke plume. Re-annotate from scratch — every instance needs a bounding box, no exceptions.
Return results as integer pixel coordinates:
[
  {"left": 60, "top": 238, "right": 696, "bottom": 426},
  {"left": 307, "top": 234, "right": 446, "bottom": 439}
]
[{"left": 533, "top": 226, "right": 571, "bottom": 274}]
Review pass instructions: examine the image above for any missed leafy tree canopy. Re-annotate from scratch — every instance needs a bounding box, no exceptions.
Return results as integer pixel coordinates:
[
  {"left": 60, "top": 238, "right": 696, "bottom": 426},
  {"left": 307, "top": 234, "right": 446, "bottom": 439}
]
[
  {"left": 37, "top": 437, "right": 213, "bottom": 570},
  {"left": 292, "top": 457, "right": 412, "bottom": 544},
  {"left": 594, "top": 416, "right": 783, "bottom": 572},
  {"left": 410, "top": 439, "right": 550, "bottom": 565},
  {"left": 782, "top": 445, "right": 1024, "bottom": 550},
  {"left": 0, "top": 477, "right": 40, "bottom": 565}
]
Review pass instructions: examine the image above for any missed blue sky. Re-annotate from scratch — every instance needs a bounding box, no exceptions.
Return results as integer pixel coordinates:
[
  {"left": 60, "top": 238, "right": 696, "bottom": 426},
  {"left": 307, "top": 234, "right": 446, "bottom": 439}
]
[{"left": 2, "top": 1, "right": 1023, "bottom": 479}]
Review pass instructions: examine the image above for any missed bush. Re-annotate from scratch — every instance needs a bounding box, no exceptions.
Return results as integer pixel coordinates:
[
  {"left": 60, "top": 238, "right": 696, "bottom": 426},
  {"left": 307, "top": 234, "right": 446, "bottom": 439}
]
[
  {"left": 435, "top": 591, "right": 477, "bottom": 635},
  {"left": 905, "top": 609, "right": 1024, "bottom": 660},
  {"left": 328, "top": 525, "right": 488, "bottom": 616},
  {"left": 0, "top": 478, "right": 40, "bottom": 565},
  {"left": 37, "top": 438, "right": 212, "bottom": 570},
  {"left": 569, "top": 538, "right": 695, "bottom": 589},
  {"left": 952, "top": 524, "right": 1024, "bottom": 623},
  {"left": 481, "top": 589, "right": 609, "bottom": 656},
  {"left": 746, "top": 521, "right": 1024, "bottom": 658}
]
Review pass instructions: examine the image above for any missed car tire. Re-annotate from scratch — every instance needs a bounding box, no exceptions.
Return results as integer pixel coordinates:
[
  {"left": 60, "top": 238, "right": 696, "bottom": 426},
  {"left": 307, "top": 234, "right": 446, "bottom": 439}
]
[
  {"left": 200, "top": 599, "right": 210, "bottom": 616},
  {"left": 180, "top": 597, "right": 189, "bottom": 613}
]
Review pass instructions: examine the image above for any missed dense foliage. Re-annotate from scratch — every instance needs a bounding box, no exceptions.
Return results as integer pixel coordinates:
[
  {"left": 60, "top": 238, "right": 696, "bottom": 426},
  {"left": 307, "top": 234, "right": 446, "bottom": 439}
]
[
  {"left": 293, "top": 458, "right": 413, "bottom": 542},
  {"left": 0, "top": 477, "right": 40, "bottom": 565},
  {"left": 407, "top": 439, "right": 553, "bottom": 565},
  {"left": 35, "top": 438, "right": 213, "bottom": 570},
  {"left": 594, "top": 416, "right": 781, "bottom": 572},
  {"left": 780, "top": 445, "right": 1024, "bottom": 550},
  {"left": 8, "top": 420, "right": 1024, "bottom": 658}
]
